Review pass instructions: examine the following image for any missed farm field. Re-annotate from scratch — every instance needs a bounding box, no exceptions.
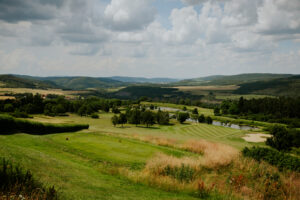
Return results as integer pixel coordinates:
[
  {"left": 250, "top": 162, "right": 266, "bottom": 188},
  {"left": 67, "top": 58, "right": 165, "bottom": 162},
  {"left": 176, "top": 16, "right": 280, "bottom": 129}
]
[{"left": 0, "top": 88, "right": 91, "bottom": 99}]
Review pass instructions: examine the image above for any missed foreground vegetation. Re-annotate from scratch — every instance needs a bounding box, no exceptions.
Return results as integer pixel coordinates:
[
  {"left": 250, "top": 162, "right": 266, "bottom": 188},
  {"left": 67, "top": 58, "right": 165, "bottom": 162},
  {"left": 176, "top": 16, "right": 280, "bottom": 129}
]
[
  {"left": 0, "top": 158, "right": 58, "bottom": 200},
  {"left": 0, "top": 90, "right": 299, "bottom": 199},
  {"left": 0, "top": 114, "right": 89, "bottom": 134}
]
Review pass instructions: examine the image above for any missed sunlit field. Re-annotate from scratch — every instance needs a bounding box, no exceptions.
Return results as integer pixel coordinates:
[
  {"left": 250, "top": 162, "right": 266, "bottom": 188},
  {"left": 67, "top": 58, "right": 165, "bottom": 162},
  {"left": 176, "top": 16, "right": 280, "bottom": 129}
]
[{"left": 1, "top": 110, "right": 288, "bottom": 200}]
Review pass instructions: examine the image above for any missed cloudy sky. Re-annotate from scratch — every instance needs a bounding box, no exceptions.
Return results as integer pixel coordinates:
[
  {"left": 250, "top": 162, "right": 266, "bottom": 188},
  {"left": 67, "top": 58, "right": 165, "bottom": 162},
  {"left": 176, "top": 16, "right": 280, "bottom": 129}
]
[{"left": 0, "top": 0, "right": 299, "bottom": 78}]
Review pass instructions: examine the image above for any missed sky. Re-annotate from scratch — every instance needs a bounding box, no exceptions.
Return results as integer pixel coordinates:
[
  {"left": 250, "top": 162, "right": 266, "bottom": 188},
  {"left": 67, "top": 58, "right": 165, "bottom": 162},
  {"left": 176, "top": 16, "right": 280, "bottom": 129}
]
[{"left": 0, "top": 0, "right": 299, "bottom": 79}]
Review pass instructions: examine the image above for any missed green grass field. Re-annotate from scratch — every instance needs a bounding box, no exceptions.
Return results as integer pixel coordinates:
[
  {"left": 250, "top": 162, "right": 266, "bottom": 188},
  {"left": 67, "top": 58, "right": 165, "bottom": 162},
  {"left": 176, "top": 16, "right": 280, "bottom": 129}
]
[{"left": 0, "top": 111, "right": 267, "bottom": 199}]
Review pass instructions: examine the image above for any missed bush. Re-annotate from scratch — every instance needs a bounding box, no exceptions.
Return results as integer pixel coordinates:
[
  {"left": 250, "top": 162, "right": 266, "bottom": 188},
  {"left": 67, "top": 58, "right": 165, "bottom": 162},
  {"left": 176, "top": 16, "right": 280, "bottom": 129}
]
[
  {"left": 90, "top": 113, "right": 99, "bottom": 119},
  {"left": 0, "top": 114, "right": 89, "bottom": 135},
  {"left": 162, "top": 164, "right": 195, "bottom": 183},
  {"left": 206, "top": 116, "right": 213, "bottom": 124},
  {"left": 242, "top": 146, "right": 300, "bottom": 172},
  {"left": 198, "top": 114, "right": 205, "bottom": 123},
  {"left": 266, "top": 125, "right": 300, "bottom": 151},
  {"left": 11, "top": 110, "right": 31, "bottom": 118},
  {"left": 177, "top": 112, "right": 189, "bottom": 124},
  {"left": 0, "top": 158, "right": 58, "bottom": 199}
]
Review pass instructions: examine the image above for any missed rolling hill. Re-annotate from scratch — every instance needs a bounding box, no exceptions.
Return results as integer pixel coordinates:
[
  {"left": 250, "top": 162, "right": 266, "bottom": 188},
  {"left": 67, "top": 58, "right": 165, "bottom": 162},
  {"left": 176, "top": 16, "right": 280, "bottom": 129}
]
[
  {"left": 0, "top": 75, "right": 60, "bottom": 89},
  {"left": 38, "top": 77, "right": 125, "bottom": 90},
  {"left": 173, "top": 73, "right": 294, "bottom": 86},
  {"left": 110, "top": 76, "right": 179, "bottom": 83},
  {"left": 234, "top": 75, "right": 300, "bottom": 96}
]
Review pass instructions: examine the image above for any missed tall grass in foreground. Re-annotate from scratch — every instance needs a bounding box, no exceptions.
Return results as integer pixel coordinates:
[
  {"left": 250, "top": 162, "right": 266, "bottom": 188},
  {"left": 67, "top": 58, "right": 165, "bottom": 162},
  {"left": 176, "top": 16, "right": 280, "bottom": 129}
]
[
  {"left": 0, "top": 158, "right": 58, "bottom": 200},
  {"left": 112, "top": 134, "right": 300, "bottom": 199},
  {"left": 0, "top": 114, "right": 89, "bottom": 134}
]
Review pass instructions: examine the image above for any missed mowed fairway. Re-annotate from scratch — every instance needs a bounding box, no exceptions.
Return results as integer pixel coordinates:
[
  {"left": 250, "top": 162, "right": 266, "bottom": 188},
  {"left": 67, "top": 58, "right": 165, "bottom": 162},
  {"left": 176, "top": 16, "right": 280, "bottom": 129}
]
[
  {"left": 0, "top": 133, "right": 198, "bottom": 200},
  {"left": 0, "top": 112, "right": 258, "bottom": 199}
]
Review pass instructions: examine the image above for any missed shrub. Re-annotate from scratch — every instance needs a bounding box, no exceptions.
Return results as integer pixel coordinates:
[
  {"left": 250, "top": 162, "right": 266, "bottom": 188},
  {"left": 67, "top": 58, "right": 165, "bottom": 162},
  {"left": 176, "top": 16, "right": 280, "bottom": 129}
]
[
  {"left": 90, "top": 113, "right": 99, "bottom": 119},
  {"left": 162, "top": 164, "right": 196, "bottom": 183},
  {"left": 0, "top": 158, "right": 58, "bottom": 200},
  {"left": 198, "top": 114, "right": 205, "bottom": 123},
  {"left": 242, "top": 146, "right": 300, "bottom": 172},
  {"left": 206, "top": 116, "right": 213, "bottom": 124},
  {"left": 0, "top": 114, "right": 89, "bottom": 135},
  {"left": 177, "top": 112, "right": 189, "bottom": 124},
  {"left": 266, "top": 125, "right": 300, "bottom": 151},
  {"left": 11, "top": 110, "right": 31, "bottom": 118}
]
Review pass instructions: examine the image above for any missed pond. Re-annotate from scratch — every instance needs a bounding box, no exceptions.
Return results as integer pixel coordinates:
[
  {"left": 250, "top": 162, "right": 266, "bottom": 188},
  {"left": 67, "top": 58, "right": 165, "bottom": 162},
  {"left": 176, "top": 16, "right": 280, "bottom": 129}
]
[{"left": 212, "top": 121, "right": 259, "bottom": 130}]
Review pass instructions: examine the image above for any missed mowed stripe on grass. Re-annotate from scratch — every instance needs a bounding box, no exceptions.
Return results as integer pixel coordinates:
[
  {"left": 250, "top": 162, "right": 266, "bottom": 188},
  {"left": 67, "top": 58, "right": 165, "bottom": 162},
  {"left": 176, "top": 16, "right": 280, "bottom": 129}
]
[{"left": 177, "top": 123, "right": 243, "bottom": 139}]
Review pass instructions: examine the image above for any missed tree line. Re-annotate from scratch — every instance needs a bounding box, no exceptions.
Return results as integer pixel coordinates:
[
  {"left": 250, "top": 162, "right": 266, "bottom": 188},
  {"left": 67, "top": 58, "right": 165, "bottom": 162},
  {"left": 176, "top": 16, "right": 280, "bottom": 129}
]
[
  {"left": 218, "top": 97, "right": 300, "bottom": 127},
  {"left": 0, "top": 93, "right": 134, "bottom": 118},
  {"left": 111, "top": 107, "right": 213, "bottom": 127}
]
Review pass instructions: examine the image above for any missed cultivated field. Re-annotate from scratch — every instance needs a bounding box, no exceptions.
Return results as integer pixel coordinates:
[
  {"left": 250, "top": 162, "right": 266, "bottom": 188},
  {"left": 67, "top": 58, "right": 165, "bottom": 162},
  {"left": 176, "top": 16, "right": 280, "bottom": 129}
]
[{"left": 0, "top": 88, "right": 91, "bottom": 99}]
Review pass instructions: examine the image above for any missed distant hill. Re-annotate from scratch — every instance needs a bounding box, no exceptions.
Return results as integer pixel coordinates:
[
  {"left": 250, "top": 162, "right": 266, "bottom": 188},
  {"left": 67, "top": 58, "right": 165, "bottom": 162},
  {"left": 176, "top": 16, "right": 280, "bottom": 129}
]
[
  {"left": 109, "top": 76, "right": 179, "bottom": 83},
  {"left": 0, "top": 75, "right": 60, "bottom": 89},
  {"left": 37, "top": 77, "right": 126, "bottom": 90},
  {"left": 173, "top": 73, "right": 293, "bottom": 86},
  {"left": 234, "top": 75, "right": 300, "bottom": 96}
]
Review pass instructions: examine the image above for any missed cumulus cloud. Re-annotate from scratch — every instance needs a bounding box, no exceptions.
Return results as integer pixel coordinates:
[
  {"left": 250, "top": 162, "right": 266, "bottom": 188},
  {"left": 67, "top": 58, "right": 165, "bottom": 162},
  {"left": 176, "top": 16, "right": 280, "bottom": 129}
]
[
  {"left": 255, "top": 0, "right": 300, "bottom": 36},
  {"left": 0, "top": 0, "right": 299, "bottom": 77},
  {"left": 104, "top": 0, "right": 156, "bottom": 31}
]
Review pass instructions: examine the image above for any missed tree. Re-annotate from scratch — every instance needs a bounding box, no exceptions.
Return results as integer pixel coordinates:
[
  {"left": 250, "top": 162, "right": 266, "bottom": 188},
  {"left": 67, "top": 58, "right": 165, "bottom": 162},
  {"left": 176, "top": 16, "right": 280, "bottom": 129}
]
[
  {"left": 4, "top": 104, "right": 14, "bottom": 112},
  {"left": 149, "top": 104, "right": 154, "bottom": 110},
  {"left": 266, "top": 125, "right": 293, "bottom": 151},
  {"left": 141, "top": 110, "right": 155, "bottom": 127},
  {"left": 111, "top": 115, "right": 119, "bottom": 127},
  {"left": 128, "top": 108, "right": 141, "bottom": 126},
  {"left": 156, "top": 110, "right": 169, "bottom": 125},
  {"left": 78, "top": 105, "right": 87, "bottom": 116},
  {"left": 118, "top": 113, "right": 127, "bottom": 127},
  {"left": 112, "top": 106, "right": 120, "bottom": 114},
  {"left": 214, "top": 107, "right": 220, "bottom": 116},
  {"left": 206, "top": 116, "right": 213, "bottom": 124},
  {"left": 198, "top": 114, "right": 205, "bottom": 123},
  {"left": 177, "top": 112, "right": 189, "bottom": 124},
  {"left": 192, "top": 108, "right": 198, "bottom": 115}
]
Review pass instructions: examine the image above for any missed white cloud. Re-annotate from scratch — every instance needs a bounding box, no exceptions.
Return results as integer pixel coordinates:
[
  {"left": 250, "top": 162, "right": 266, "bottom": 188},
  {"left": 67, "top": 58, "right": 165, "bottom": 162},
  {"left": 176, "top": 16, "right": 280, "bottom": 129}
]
[
  {"left": 0, "top": 0, "right": 299, "bottom": 77},
  {"left": 104, "top": 0, "right": 156, "bottom": 31},
  {"left": 255, "top": 0, "right": 300, "bottom": 36}
]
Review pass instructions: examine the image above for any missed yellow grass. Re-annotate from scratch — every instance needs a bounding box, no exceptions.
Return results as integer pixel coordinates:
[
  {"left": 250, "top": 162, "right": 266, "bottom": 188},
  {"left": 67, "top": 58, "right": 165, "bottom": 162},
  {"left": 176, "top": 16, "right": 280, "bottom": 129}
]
[
  {"left": 181, "top": 140, "right": 239, "bottom": 168},
  {"left": 0, "top": 96, "right": 15, "bottom": 100},
  {"left": 0, "top": 88, "right": 92, "bottom": 99}
]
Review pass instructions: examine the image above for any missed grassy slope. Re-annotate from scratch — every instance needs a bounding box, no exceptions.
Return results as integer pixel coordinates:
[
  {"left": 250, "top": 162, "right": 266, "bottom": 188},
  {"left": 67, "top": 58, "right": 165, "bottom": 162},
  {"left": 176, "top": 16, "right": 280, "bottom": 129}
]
[
  {"left": 0, "top": 133, "right": 199, "bottom": 200},
  {"left": 0, "top": 111, "right": 265, "bottom": 199},
  {"left": 0, "top": 75, "right": 59, "bottom": 89},
  {"left": 174, "top": 73, "right": 293, "bottom": 86}
]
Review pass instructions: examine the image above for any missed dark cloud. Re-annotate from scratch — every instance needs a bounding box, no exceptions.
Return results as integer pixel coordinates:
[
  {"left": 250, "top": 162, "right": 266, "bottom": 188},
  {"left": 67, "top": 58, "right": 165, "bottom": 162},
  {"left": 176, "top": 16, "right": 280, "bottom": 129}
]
[{"left": 0, "top": 0, "right": 63, "bottom": 22}]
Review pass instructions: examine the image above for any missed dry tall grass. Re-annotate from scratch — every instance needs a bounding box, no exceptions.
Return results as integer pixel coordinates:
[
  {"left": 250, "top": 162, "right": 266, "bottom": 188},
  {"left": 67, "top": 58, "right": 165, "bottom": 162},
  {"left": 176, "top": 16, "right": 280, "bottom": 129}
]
[{"left": 181, "top": 140, "right": 239, "bottom": 168}]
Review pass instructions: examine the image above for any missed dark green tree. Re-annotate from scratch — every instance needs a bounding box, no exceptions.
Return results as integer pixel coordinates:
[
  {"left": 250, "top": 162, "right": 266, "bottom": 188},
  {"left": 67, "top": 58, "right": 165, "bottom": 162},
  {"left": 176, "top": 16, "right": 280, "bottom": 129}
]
[
  {"left": 177, "top": 112, "right": 189, "bottom": 124},
  {"left": 118, "top": 113, "right": 127, "bottom": 127},
  {"left": 206, "top": 116, "right": 213, "bottom": 124},
  {"left": 111, "top": 115, "right": 119, "bottom": 127},
  {"left": 198, "top": 114, "right": 205, "bottom": 123},
  {"left": 141, "top": 110, "right": 155, "bottom": 127}
]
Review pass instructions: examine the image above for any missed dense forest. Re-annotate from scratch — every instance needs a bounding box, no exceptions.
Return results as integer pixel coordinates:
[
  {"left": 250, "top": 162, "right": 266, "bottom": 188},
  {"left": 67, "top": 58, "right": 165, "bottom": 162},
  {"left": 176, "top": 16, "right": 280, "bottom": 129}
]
[{"left": 219, "top": 97, "right": 300, "bottom": 127}]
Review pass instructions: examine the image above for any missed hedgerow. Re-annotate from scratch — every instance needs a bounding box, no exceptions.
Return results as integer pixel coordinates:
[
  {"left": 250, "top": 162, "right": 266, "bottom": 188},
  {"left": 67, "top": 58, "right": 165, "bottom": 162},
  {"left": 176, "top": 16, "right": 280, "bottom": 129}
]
[{"left": 0, "top": 114, "right": 89, "bottom": 135}]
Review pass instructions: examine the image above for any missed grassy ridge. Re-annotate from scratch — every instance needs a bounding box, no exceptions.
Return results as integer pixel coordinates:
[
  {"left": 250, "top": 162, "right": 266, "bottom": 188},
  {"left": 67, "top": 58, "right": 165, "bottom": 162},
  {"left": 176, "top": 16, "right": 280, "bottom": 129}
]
[{"left": 0, "top": 114, "right": 89, "bottom": 134}]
